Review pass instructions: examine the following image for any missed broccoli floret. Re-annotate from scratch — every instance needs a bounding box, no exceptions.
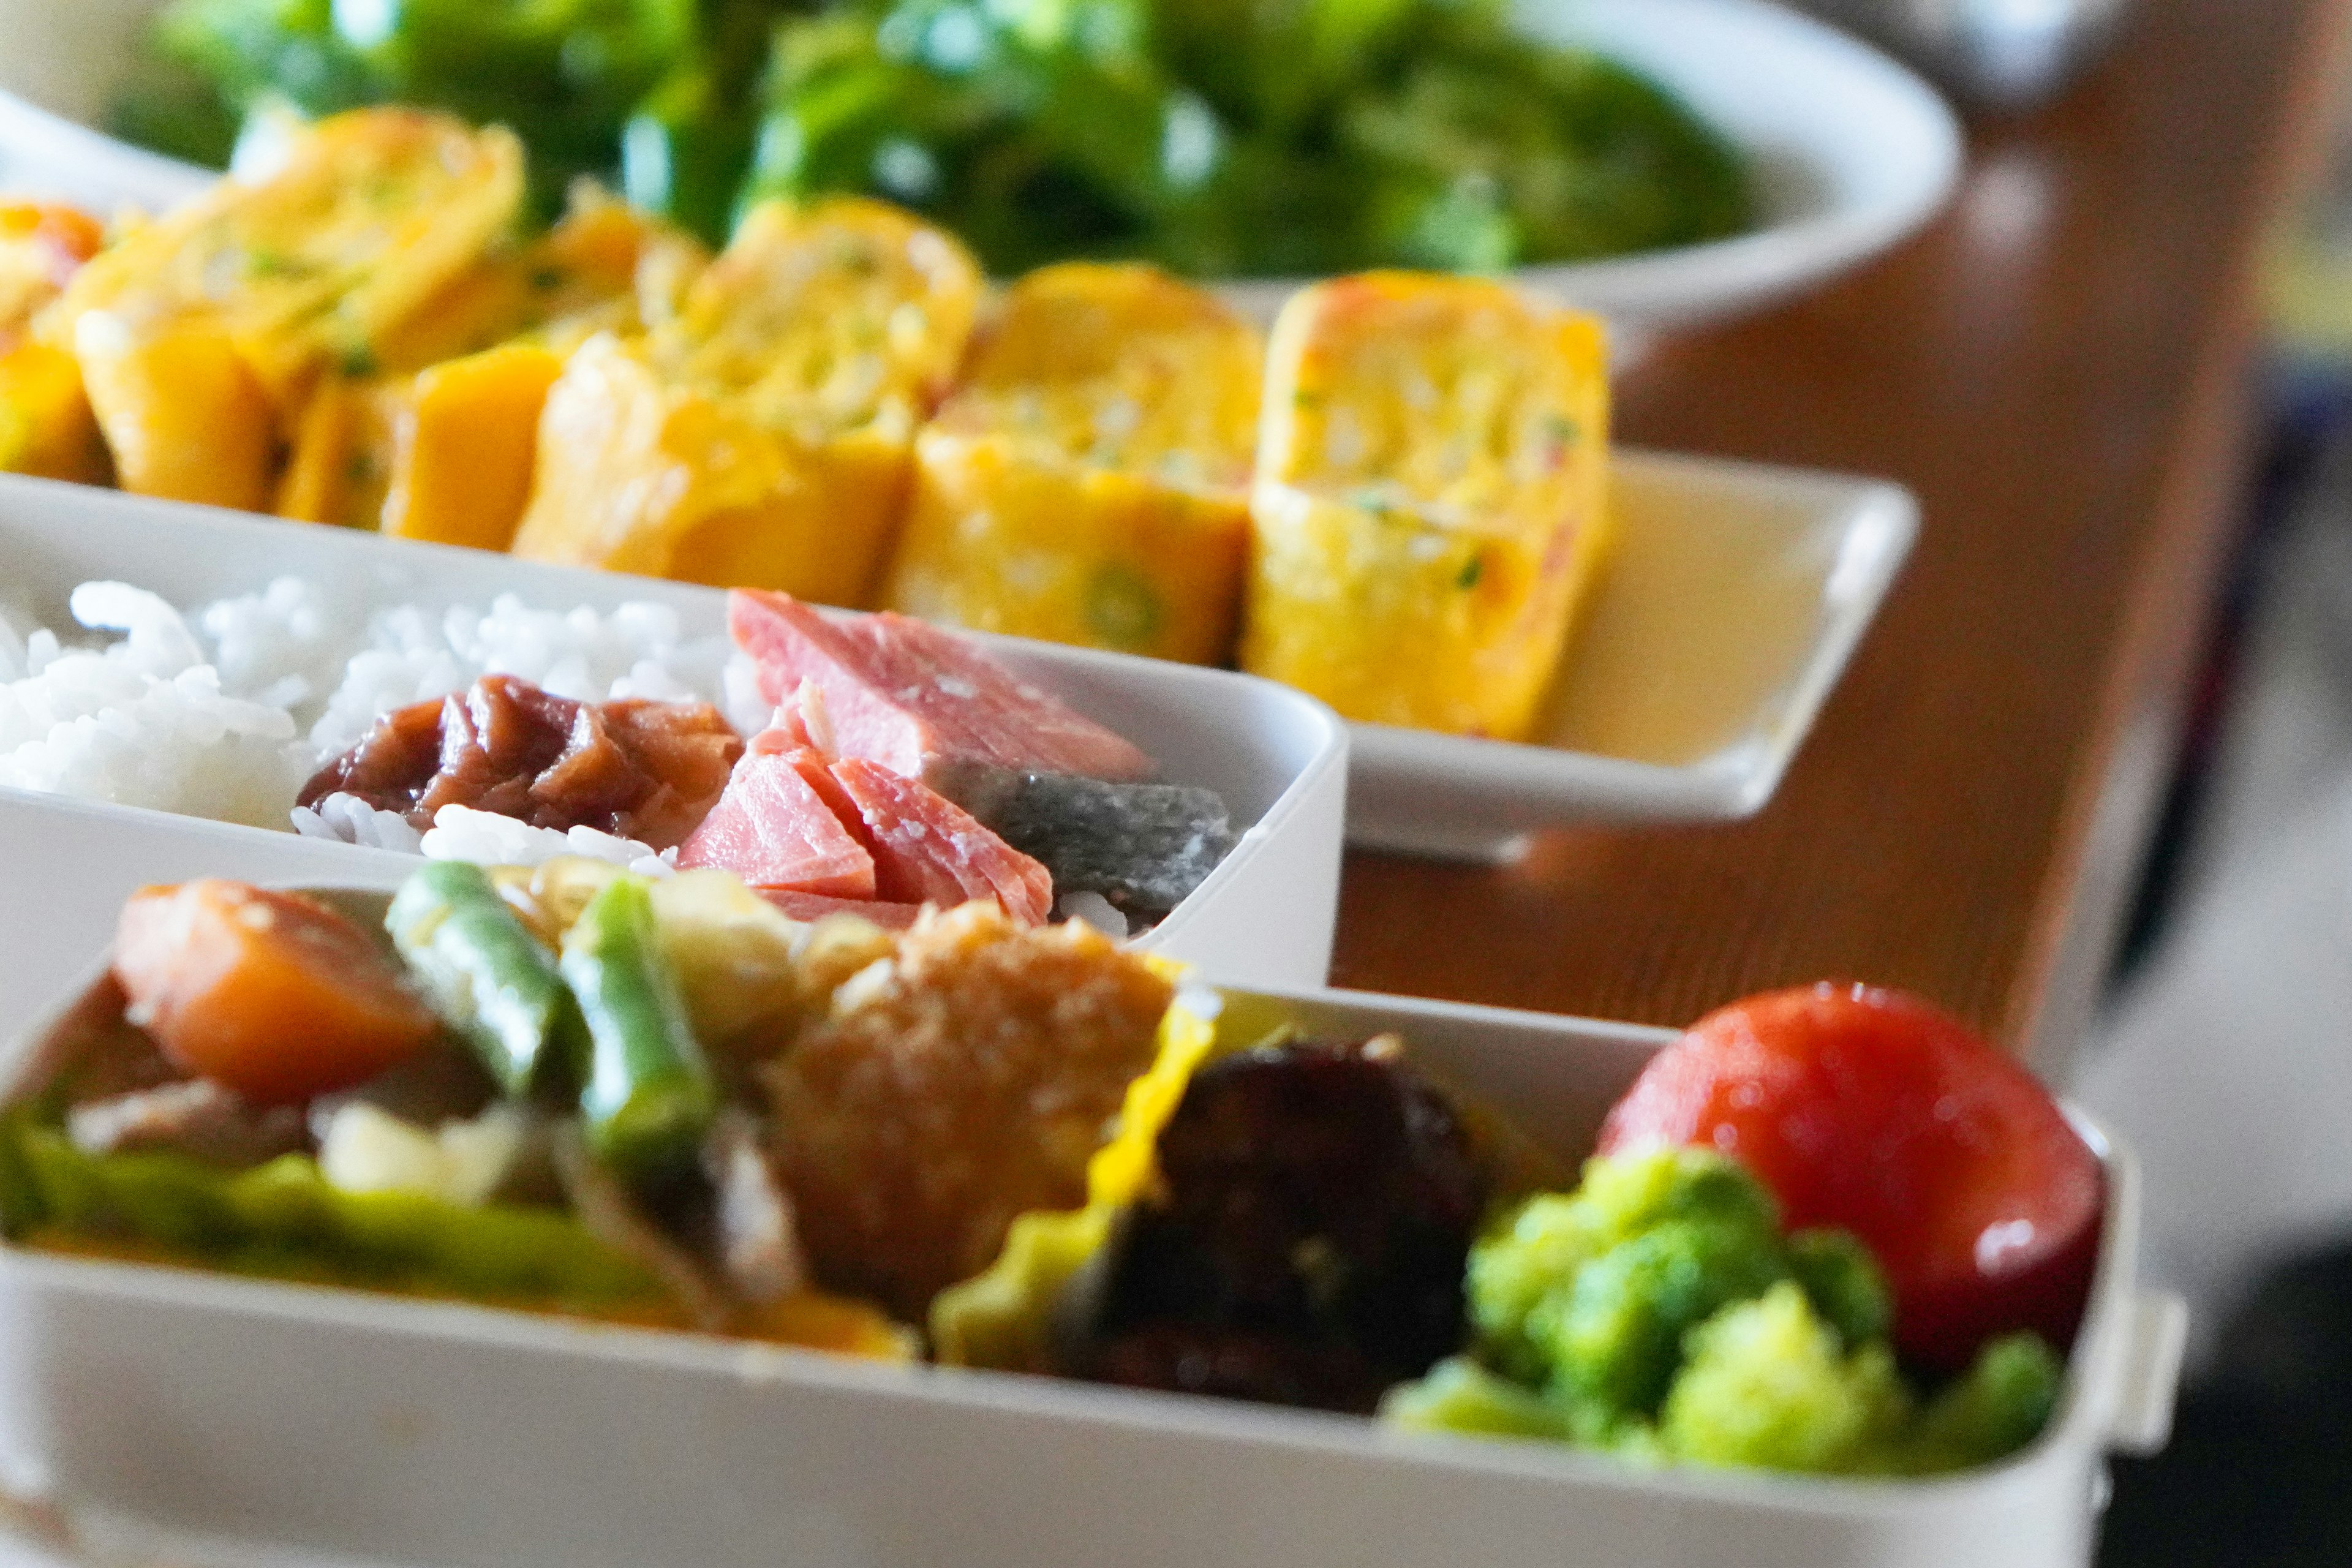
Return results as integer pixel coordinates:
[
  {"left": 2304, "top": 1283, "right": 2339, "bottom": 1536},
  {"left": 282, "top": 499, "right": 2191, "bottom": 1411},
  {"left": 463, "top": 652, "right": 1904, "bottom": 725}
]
[
  {"left": 1379, "top": 1356, "right": 1573, "bottom": 1441},
  {"left": 1888, "top": 1332, "right": 2065, "bottom": 1474},
  {"left": 1398, "top": 1148, "right": 2068, "bottom": 1480},
  {"left": 1659, "top": 1281, "right": 1912, "bottom": 1472},
  {"left": 1546, "top": 1216, "right": 1790, "bottom": 1417},
  {"left": 1467, "top": 1148, "right": 1777, "bottom": 1383},
  {"left": 1787, "top": 1227, "right": 1893, "bottom": 1348}
]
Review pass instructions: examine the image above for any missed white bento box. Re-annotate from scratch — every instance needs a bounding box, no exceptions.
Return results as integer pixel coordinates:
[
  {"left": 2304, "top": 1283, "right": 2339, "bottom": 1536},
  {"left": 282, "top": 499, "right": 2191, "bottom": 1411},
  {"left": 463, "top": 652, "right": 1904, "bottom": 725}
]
[
  {"left": 0, "top": 473, "right": 1349, "bottom": 1027},
  {"left": 0, "top": 967, "right": 2185, "bottom": 1568}
]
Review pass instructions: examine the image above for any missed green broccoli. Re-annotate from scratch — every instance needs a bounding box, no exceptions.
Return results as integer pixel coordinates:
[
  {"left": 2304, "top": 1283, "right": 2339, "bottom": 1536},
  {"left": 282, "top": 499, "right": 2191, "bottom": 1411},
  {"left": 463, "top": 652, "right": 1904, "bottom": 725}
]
[
  {"left": 1886, "top": 1332, "right": 2065, "bottom": 1475},
  {"left": 1657, "top": 1281, "right": 1910, "bottom": 1472},
  {"left": 1390, "top": 1148, "right": 2067, "bottom": 1479},
  {"left": 1787, "top": 1226, "right": 1894, "bottom": 1348},
  {"left": 1546, "top": 1217, "right": 1789, "bottom": 1419},
  {"left": 1379, "top": 1355, "right": 1572, "bottom": 1442},
  {"left": 1467, "top": 1147, "right": 1777, "bottom": 1384}
]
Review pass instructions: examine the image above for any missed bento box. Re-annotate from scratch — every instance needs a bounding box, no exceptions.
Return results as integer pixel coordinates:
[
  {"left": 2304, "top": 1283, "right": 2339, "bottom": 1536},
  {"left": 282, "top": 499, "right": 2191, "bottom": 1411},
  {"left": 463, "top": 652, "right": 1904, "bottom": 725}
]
[
  {"left": 0, "top": 929, "right": 2185, "bottom": 1568},
  {"left": 0, "top": 473, "right": 1349, "bottom": 1017}
]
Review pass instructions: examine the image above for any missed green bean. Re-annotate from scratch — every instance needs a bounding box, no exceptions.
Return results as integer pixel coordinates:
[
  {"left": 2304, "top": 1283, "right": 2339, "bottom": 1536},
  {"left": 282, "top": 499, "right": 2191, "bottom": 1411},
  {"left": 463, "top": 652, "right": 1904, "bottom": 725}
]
[
  {"left": 386, "top": 860, "right": 578, "bottom": 1097},
  {"left": 559, "top": 876, "right": 716, "bottom": 1178}
]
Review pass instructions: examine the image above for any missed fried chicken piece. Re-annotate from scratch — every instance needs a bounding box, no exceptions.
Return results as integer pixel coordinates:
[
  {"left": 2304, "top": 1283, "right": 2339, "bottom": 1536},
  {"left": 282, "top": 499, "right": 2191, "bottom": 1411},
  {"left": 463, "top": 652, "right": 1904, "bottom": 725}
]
[{"left": 765, "top": 903, "right": 1172, "bottom": 1319}]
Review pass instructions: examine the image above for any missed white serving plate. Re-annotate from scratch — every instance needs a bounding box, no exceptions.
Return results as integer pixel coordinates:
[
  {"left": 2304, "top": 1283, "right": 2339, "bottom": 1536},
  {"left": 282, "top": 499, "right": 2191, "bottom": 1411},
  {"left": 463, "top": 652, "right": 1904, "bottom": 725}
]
[
  {"left": 0, "top": 963, "right": 2187, "bottom": 1568},
  {"left": 0, "top": 475, "right": 1349, "bottom": 1027},
  {"left": 1349, "top": 448, "right": 1917, "bottom": 860},
  {"left": 0, "top": 0, "right": 1961, "bottom": 332}
]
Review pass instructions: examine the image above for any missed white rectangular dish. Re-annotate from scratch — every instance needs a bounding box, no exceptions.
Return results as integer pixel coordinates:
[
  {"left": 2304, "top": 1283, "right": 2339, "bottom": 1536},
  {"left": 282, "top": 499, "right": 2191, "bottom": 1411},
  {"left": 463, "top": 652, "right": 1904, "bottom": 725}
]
[
  {"left": 1349, "top": 448, "right": 1918, "bottom": 860},
  {"left": 0, "top": 475, "right": 1350, "bottom": 1021},
  {"left": 0, "top": 974, "right": 2184, "bottom": 1568}
]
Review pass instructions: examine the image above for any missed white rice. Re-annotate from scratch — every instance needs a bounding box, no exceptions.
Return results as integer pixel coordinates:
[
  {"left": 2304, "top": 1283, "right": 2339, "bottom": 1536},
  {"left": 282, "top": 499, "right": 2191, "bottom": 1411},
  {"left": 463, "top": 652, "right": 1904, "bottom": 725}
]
[
  {"left": 4, "top": 576, "right": 756, "bottom": 854},
  {"left": 0, "top": 583, "right": 306, "bottom": 827},
  {"left": 1058, "top": 890, "right": 1130, "bottom": 940},
  {"left": 291, "top": 791, "right": 425, "bottom": 854},
  {"left": 418, "top": 804, "right": 677, "bottom": 878}
]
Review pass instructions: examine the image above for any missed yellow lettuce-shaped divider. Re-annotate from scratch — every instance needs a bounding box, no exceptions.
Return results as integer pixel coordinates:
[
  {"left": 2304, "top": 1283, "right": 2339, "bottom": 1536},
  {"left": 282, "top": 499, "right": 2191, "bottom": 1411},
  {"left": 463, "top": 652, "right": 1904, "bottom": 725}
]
[
  {"left": 929, "top": 970, "right": 1221, "bottom": 1372},
  {"left": 742, "top": 1289, "right": 921, "bottom": 1362}
]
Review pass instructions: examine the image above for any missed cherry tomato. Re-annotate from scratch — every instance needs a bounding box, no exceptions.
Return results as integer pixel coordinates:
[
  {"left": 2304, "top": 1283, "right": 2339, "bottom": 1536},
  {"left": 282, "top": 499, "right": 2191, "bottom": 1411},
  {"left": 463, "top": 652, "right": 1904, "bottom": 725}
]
[
  {"left": 113, "top": 881, "right": 439, "bottom": 1105},
  {"left": 1598, "top": 982, "right": 2102, "bottom": 1370}
]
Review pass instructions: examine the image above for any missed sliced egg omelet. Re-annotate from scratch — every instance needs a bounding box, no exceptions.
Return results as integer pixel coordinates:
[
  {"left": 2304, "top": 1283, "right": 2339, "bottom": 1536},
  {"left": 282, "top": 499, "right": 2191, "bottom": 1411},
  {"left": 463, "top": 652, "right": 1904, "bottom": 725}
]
[
  {"left": 880, "top": 263, "right": 1262, "bottom": 665},
  {"left": 510, "top": 198, "right": 984, "bottom": 608},
  {"left": 1239, "top": 273, "right": 1611, "bottom": 740}
]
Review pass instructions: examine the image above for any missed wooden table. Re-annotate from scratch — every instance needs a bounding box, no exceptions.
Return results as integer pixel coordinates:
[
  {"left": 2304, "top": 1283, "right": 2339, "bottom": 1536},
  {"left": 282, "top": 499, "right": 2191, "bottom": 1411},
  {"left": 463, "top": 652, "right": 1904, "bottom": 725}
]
[{"left": 1330, "top": 0, "right": 2352, "bottom": 1067}]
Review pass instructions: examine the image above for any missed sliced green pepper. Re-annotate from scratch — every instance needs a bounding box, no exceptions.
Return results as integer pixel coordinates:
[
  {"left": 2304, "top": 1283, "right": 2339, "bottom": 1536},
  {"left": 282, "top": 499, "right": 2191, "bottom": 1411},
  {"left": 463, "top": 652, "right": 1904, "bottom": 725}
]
[
  {"left": 386, "top": 860, "right": 579, "bottom": 1098},
  {"left": 560, "top": 876, "right": 716, "bottom": 1178}
]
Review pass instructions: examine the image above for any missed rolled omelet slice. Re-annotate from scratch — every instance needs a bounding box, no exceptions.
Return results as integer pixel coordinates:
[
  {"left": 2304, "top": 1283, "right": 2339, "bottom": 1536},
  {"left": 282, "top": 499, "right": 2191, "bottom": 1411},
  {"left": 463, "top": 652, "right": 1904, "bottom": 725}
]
[
  {"left": 511, "top": 198, "right": 983, "bottom": 608},
  {"left": 42, "top": 107, "right": 524, "bottom": 508},
  {"left": 1239, "top": 273, "right": 1611, "bottom": 740},
  {"left": 880, "top": 263, "right": 1262, "bottom": 665},
  {"left": 371, "top": 195, "right": 704, "bottom": 546}
]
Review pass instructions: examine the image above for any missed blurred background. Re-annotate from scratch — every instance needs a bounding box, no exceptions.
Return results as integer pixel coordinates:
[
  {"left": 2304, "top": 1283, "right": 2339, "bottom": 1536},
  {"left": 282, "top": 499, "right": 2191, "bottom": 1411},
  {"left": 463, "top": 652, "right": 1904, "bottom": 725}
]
[{"left": 1855, "top": 3, "right": 2352, "bottom": 1561}]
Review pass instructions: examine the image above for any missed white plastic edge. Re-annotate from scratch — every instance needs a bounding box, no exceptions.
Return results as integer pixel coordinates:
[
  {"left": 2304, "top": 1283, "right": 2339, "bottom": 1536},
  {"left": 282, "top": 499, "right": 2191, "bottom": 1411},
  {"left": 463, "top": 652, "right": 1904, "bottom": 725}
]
[{"left": 2106, "top": 1291, "right": 2189, "bottom": 1458}]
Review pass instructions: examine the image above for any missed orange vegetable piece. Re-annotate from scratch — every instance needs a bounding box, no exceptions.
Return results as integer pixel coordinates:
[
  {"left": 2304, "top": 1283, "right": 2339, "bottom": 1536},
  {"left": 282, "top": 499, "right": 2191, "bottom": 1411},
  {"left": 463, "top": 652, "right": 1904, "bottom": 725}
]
[{"left": 112, "top": 881, "right": 440, "bottom": 1105}]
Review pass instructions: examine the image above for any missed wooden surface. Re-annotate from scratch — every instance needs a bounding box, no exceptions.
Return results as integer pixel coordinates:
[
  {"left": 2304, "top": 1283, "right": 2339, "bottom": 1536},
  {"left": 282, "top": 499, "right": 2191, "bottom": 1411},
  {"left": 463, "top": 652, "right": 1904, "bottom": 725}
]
[{"left": 1330, "top": 0, "right": 2352, "bottom": 1063}]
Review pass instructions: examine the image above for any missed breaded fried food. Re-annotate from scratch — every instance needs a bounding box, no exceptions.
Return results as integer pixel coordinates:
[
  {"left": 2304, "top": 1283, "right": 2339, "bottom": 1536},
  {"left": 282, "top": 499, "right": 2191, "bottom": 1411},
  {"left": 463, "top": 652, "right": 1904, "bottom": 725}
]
[{"left": 765, "top": 903, "right": 1174, "bottom": 1319}]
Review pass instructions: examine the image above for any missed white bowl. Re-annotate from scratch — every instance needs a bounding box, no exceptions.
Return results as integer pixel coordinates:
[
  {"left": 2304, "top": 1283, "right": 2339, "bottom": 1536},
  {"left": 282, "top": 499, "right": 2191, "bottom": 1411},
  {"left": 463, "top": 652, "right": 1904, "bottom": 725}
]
[
  {"left": 0, "top": 473, "right": 1350, "bottom": 1030},
  {"left": 1348, "top": 448, "right": 1918, "bottom": 861},
  {"left": 0, "top": 0, "right": 1962, "bottom": 330},
  {"left": 0, "top": 957, "right": 2187, "bottom": 1568}
]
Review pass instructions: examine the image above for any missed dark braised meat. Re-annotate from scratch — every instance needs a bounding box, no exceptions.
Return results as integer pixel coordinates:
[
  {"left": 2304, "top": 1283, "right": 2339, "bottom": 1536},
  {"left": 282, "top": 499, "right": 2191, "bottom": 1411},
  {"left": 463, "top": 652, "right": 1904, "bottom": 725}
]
[
  {"left": 67, "top": 1079, "right": 309, "bottom": 1169},
  {"left": 1083, "top": 1038, "right": 1488, "bottom": 1414},
  {"left": 300, "top": 676, "right": 743, "bottom": 850}
]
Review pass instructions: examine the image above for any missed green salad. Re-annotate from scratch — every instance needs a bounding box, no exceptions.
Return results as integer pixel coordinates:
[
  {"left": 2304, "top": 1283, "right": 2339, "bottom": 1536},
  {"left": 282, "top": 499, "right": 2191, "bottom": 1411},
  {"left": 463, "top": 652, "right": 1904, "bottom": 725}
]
[{"left": 115, "top": 0, "right": 1754, "bottom": 273}]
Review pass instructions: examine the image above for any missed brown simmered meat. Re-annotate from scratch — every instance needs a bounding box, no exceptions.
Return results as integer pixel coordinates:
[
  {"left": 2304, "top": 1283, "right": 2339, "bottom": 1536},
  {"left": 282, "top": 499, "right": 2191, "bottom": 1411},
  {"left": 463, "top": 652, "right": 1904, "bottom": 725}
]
[
  {"left": 1082, "top": 1038, "right": 1488, "bottom": 1414},
  {"left": 298, "top": 675, "right": 743, "bottom": 850},
  {"left": 67, "top": 1079, "right": 309, "bottom": 1168},
  {"left": 764, "top": 903, "right": 1174, "bottom": 1321}
]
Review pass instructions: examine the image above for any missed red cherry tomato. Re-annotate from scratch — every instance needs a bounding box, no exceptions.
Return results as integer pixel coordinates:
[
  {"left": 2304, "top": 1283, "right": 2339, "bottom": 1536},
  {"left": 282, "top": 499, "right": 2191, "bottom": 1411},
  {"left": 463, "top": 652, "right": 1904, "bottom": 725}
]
[{"left": 1598, "top": 982, "right": 2102, "bottom": 1370}]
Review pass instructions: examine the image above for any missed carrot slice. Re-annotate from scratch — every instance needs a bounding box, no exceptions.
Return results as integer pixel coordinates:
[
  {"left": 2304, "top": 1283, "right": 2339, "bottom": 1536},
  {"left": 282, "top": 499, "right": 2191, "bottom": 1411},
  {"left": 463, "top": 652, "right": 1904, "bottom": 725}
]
[{"left": 112, "top": 881, "right": 440, "bottom": 1105}]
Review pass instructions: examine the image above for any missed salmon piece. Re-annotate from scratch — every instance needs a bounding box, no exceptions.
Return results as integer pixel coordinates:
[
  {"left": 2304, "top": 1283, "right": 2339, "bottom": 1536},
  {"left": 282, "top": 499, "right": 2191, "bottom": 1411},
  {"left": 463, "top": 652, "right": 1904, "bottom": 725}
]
[
  {"left": 729, "top": 590, "right": 1156, "bottom": 790},
  {"left": 829, "top": 758, "right": 1054, "bottom": 925},
  {"left": 676, "top": 748, "right": 876, "bottom": 899},
  {"left": 113, "top": 881, "right": 440, "bottom": 1106},
  {"left": 760, "top": 891, "right": 926, "bottom": 930}
]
